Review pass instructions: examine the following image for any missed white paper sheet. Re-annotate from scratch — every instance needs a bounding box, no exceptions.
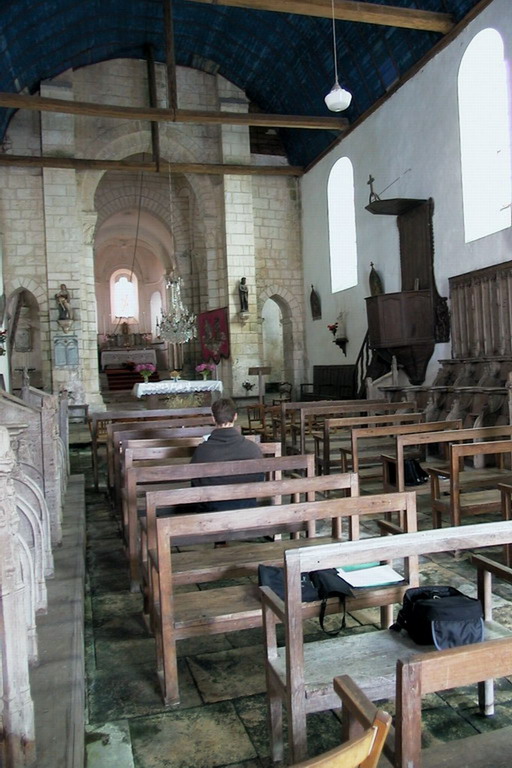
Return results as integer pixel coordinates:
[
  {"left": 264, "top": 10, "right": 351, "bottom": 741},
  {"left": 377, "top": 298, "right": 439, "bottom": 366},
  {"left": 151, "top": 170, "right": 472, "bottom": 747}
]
[{"left": 336, "top": 564, "right": 404, "bottom": 588}]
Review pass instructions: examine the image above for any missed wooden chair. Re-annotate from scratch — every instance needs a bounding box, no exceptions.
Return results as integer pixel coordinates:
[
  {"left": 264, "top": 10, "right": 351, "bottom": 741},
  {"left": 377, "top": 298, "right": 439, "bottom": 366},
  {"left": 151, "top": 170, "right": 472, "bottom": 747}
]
[{"left": 292, "top": 676, "right": 391, "bottom": 768}]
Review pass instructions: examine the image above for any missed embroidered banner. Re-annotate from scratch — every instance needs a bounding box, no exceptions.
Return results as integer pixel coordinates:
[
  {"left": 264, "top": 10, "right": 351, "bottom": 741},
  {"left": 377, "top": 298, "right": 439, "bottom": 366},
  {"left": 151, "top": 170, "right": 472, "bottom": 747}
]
[{"left": 198, "top": 307, "right": 230, "bottom": 363}]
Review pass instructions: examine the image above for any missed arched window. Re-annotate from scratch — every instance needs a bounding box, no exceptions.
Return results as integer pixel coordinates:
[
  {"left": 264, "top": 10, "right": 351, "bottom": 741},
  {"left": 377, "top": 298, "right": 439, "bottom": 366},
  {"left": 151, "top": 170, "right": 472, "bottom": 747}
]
[
  {"left": 458, "top": 28, "right": 511, "bottom": 242},
  {"left": 150, "top": 290, "right": 162, "bottom": 337},
  {"left": 110, "top": 270, "right": 139, "bottom": 322},
  {"left": 327, "top": 157, "right": 358, "bottom": 293}
]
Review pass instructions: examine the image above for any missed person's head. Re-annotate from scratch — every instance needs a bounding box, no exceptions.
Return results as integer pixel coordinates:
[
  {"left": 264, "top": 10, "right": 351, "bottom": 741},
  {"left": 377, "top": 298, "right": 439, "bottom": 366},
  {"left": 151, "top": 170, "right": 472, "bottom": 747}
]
[
  {"left": 241, "top": 277, "right": 246, "bottom": 284},
  {"left": 211, "top": 397, "right": 237, "bottom": 427}
]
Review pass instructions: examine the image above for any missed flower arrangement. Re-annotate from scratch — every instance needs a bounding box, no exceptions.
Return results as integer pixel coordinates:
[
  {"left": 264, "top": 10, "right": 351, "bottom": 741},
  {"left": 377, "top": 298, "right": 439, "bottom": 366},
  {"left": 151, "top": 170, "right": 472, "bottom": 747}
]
[
  {"left": 135, "top": 362, "right": 156, "bottom": 381},
  {"left": 327, "top": 322, "right": 338, "bottom": 337},
  {"left": 242, "top": 380, "right": 255, "bottom": 392},
  {"left": 196, "top": 361, "right": 216, "bottom": 379}
]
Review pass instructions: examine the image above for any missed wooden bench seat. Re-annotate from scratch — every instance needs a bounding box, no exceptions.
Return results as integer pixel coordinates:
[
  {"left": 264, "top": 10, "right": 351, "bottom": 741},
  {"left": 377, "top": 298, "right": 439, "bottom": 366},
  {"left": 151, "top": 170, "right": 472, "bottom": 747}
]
[
  {"left": 150, "top": 484, "right": 417, "bottom": 705},
  {"left": 261, "top": 519, "right": 512, "bottom": 764}
]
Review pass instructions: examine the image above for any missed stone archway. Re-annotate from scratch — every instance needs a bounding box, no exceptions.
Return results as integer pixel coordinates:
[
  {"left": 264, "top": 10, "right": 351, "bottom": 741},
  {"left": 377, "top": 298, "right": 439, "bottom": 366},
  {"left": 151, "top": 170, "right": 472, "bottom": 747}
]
[
  {"left": 257, "top": 286, "right": 305, "bottom": 394},
  {"left": 5, "top": 287, "right": 43, "bottom": 392}
]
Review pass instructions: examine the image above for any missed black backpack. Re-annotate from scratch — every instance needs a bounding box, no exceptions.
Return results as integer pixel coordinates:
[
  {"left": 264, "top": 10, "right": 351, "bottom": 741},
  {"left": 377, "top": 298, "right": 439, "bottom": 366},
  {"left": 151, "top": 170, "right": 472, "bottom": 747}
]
[{"left": 391, "top": 585, "right": 484, "bottom": 650}]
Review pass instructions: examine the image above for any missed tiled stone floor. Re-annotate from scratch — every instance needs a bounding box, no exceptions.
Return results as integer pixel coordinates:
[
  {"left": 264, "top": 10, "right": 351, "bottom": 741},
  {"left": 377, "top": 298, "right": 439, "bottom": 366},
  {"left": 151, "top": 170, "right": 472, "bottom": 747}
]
[{"left": 72, "top": 440, "right": 512, "bottom": 768}]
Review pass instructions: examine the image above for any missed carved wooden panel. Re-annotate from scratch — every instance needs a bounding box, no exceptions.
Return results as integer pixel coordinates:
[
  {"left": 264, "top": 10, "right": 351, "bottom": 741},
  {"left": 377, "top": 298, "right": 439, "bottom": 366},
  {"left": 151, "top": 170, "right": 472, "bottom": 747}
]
[{"left": 450, "top": 261, "right": 512, "bottom": 358}]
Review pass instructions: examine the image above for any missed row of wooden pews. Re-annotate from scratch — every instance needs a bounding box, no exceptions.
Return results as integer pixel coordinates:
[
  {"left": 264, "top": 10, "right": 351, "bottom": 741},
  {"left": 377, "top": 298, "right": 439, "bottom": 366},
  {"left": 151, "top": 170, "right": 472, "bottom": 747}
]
[{"left": 93, "top": 401, "right": 512, "bottom": 767}]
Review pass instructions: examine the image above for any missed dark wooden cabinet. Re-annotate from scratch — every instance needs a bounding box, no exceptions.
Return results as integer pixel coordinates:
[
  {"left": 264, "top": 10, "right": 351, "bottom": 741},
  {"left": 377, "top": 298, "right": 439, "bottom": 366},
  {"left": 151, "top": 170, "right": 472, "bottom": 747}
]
[{"left": 366, "top": 290, "right": 434, "bottom": 348}]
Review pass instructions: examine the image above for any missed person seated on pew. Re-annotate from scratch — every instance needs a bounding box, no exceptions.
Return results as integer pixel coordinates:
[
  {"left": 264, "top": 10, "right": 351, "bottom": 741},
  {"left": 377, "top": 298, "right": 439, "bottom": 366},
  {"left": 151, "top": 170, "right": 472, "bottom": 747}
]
[{"left": 190, "top": 397, "right": 264, "bottom": 512}]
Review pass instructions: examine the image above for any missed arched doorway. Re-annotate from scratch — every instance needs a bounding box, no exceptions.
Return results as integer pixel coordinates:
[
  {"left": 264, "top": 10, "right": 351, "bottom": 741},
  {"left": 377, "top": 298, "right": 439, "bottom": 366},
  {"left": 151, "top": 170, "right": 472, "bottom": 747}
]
[{"left": 261, "top": 298, "right": 285, "bottom": 384}]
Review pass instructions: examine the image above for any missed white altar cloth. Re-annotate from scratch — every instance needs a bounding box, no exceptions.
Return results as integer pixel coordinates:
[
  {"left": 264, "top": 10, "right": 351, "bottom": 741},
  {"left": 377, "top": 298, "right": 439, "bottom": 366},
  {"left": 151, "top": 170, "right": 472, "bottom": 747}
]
[{"left": 132, "top": 379, "right": 223, "bottom": 398}]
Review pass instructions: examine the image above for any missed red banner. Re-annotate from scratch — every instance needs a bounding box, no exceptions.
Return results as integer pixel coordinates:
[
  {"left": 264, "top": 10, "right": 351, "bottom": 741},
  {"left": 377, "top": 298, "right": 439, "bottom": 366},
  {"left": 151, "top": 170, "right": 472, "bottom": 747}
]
[{"left": 198, "top": 307, "right": 230, "bottom": 363}]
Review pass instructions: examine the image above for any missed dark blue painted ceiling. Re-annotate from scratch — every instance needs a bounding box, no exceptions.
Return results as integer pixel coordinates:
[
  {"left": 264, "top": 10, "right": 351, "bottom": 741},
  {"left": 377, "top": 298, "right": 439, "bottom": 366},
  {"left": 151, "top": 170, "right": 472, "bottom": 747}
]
[{"left": 0, "top": 1, "right": 487, "bottom": 166}]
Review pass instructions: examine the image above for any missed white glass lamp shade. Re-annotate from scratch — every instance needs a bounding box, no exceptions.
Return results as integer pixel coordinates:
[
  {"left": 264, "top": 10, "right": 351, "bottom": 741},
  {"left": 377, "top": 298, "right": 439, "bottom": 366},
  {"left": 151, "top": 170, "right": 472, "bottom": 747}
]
[{"left": 324, "top": 81, "right": 352, "bottom": 112}]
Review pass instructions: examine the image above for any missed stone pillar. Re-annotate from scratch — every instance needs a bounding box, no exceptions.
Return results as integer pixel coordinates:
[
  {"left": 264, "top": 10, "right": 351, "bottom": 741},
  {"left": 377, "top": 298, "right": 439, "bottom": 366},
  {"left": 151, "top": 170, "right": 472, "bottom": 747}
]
[
  {"left": 219, "top": 79, "right": 259, "bottom": 397},
  {"left": 0, "top": 426, "right": 36, "bottom": 767},
  {"left": 40, "top": 80, "right": 103, "bottom": 408}
]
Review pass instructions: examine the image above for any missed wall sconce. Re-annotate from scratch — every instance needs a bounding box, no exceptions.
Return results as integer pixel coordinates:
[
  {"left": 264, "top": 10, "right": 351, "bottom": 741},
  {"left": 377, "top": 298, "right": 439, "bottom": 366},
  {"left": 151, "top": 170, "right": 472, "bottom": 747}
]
[{"left": 327, "top": 312, "right": 348, "bottom": 355}]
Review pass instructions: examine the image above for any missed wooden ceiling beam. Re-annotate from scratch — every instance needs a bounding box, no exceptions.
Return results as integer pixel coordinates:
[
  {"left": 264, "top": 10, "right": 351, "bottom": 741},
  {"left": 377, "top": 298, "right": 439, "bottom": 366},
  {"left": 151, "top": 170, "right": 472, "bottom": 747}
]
[
  {"left": 185, "top": 0, "right": 454, "bottom": 34},
  {"left": 0, "top": 153, "right": 303, "bottom": 176},
  {"left": 0, "top": 91, "right": 347, "bottom": 130}
]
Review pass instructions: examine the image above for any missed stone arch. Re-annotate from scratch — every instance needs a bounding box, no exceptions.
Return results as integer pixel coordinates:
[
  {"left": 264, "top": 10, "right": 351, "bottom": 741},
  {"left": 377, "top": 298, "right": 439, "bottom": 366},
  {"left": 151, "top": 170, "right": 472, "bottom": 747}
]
[
  {"left": 5, "top": 286, "right": 44, "bottom": 390},
  {"left": 257, "top": 285, "right": 305, "bottom": 389},
  {"left": 14, "top": 471, "right": 53, "bottom": 578},
  {"left": 16, "top": 534, "right": 38, "bottom": 663},
  {"left": 15, "top": 491, "right": 47, "bottom": 614}
]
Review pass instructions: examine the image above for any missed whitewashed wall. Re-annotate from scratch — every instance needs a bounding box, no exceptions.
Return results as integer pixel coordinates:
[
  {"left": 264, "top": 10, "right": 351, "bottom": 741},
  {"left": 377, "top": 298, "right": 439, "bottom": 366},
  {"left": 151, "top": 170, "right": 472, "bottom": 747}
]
[{"left": 301, "top": 0, "right": 511, "bottom": 383}]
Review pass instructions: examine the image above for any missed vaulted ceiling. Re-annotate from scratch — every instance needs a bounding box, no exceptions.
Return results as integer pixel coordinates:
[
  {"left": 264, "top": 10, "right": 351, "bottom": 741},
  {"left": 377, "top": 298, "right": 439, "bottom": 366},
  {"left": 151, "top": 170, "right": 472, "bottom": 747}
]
[{"left": 0, "top": 1, "right": 490, "bottom": 167}]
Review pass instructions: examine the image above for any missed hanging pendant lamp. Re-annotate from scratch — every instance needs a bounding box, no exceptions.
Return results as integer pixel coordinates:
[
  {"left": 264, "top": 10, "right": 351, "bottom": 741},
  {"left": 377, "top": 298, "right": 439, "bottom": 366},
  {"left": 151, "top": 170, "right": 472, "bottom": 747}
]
[{"left": 325, "top": 0, "right": 352, "bottom": 112}]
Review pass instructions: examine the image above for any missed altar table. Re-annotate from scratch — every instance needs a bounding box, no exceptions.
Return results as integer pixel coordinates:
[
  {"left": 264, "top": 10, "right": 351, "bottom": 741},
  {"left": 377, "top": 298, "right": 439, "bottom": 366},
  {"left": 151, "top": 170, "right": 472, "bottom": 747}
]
[{"left": 132, "top": 379, "right": 223, "bottom": 408}]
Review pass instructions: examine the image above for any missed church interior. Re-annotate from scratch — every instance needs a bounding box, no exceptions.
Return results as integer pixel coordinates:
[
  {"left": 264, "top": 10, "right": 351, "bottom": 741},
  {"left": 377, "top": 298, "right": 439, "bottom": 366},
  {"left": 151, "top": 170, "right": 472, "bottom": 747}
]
[{"left": 1, "top": 0, "right": 512, "bottom": 766}]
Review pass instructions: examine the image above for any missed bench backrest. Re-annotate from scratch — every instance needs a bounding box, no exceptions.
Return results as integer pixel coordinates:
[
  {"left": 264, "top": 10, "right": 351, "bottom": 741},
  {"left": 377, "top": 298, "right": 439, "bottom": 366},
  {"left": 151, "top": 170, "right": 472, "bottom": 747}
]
[
  {"left": 148, "top": 467, "right": 357, "bottom": 545},
  {"left": 110, "top": 423, "right": 216, "bottom": 493},
  {"left": 89, "top": 406, "right": 211, "bottom": 440},
  {"left": 295, "top": 401, "right": 417, "bottom": 453},
  {"left": 395, "top": 637, "right": 512, "bottom": 767},
  {"left": 153, "top": 473, "right": 361, "bottom": 557},
  {"left": 277, "top": 399, "right": 386, "bottom": 452},
  {"left": 349, "top": 419, "right": 462, "bottom": 473},
  {"left": 393, "top": 424, "right": 512, "bottom": 491}
]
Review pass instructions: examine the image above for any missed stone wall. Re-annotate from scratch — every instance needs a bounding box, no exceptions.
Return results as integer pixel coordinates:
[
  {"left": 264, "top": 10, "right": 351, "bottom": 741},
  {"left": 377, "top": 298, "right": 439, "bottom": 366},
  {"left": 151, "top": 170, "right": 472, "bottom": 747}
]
[{"left": 1, "top": 60, "right": 304, "bottom": 402}]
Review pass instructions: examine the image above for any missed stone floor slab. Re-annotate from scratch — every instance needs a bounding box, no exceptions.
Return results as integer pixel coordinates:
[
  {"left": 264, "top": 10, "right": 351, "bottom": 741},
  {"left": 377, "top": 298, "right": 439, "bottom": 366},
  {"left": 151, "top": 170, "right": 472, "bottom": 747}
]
[{"left": 129, "top": 702, "right": 257, "bottom": 768}]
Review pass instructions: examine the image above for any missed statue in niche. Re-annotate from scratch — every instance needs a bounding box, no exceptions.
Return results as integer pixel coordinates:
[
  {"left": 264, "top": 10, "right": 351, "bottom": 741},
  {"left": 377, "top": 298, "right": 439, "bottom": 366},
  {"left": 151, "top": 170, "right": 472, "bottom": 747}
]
[
  {"left": 239, "top": 277, "right": 249, "bottom": 312},
  {"left": 55, "top": 284, "right": 72, "bottom": 320}
]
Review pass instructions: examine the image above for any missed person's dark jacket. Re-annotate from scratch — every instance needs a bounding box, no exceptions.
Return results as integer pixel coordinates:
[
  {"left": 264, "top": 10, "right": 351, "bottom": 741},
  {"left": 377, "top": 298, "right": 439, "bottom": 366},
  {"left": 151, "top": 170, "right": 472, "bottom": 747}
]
[{"left": 190, "top": 427, "right": 264, "bottom": 511}]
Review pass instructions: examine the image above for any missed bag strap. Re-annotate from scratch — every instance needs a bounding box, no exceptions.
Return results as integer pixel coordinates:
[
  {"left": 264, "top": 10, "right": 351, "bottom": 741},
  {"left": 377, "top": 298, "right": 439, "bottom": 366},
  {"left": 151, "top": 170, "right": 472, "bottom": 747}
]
[{"left": 319, "top": 595, "right": 346, "bottom": 636}]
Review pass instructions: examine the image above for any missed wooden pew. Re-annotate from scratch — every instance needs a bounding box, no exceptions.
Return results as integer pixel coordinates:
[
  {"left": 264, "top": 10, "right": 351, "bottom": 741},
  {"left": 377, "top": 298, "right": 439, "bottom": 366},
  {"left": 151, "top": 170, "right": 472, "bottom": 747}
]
[
  {"left": 430, "top": 439, "right": 512, "bottom": 527},
  {"left": 382, "top": 423, "right": 512, "bottom": 494},
  {"left": 89, "top": 406, "right": 211, "bottom": 489},
  {"left": 261, "top": 519, "right": 512, "bottom": 764},
  {"left": 109, "top": 422, "right": 215, "bottom": 505},
  {"left": 124, "top": 442, "right": 284, "bottom": 589},
  {"left": 343, "top": 418, "right": 463, "bottom": 478},
  {"left": 312, "top": 412, "right": 423, "bottom": 475},
  {"left": 291, "top": 400, "right": 417, "bottom": 457},
  {"left": 107, "top": 417, "right": 214, "bottom": 498},
  {"left": 150, "top": 480, "right": 420, "bottom": 705},
  {"left": 273, "top": 400, "right": 385, "bottom": 455},
  {"left": 334, "top": 628, "right": 512, "bottom": 768}
]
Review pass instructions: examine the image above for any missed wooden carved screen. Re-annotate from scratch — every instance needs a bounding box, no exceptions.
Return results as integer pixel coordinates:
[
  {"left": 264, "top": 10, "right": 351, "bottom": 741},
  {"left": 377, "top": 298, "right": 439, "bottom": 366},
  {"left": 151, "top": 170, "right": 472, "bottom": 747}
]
[
  {"left": 450, "top": 261, "right": 512, "bottom": 358},
  {"left": 397, "top": 198, "right": 449, "bottom": 343}
]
